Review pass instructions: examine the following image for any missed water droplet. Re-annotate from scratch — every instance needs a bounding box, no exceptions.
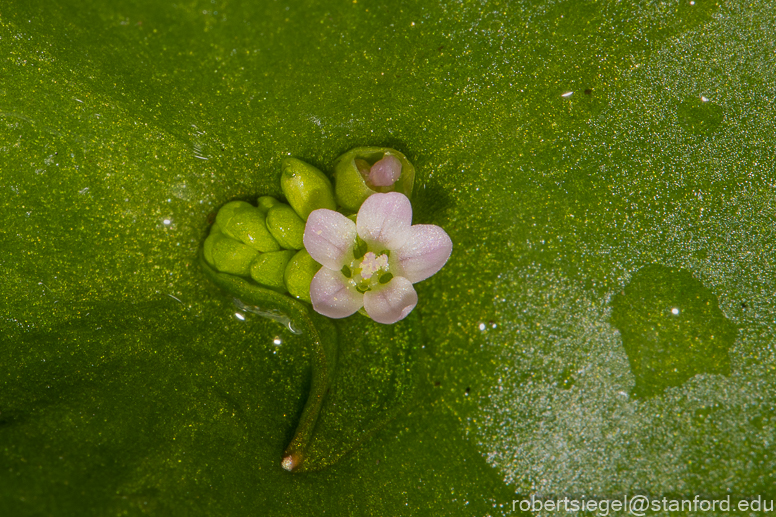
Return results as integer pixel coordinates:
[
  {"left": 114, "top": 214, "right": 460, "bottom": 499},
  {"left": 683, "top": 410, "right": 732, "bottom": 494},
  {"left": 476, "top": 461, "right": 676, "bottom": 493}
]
[
  {"left": 610, "top": 264, "right": 737, "bottom": 398},
  {"left": 232, "top": 298, "right": 302, "bottom": 335}
]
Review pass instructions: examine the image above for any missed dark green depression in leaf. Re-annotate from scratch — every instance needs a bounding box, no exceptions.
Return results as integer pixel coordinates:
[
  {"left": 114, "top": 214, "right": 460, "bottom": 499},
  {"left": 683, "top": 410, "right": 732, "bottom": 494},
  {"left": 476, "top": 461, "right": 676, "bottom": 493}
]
[
  {"left": 610, "top": 265, "right": 737, "bottom": 398},
  {"left": 677, "top": 96, "right": 726, "bottom": 136},
  {"left": 2, "top": 0, "right": 776, "bottom": 514}
]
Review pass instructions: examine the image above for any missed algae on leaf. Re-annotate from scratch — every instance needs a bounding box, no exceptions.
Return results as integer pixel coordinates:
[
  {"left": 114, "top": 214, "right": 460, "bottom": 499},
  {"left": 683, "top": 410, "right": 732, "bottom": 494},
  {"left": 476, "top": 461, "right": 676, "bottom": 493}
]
[{"left": 2, "top": 0, "right": 776, "bottom": 514}]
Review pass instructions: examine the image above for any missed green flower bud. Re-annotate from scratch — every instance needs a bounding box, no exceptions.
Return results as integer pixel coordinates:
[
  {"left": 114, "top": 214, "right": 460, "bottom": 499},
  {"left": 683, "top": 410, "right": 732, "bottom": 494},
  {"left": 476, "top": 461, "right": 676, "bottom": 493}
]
[
  {"left": 215, "top": 201, "right": 253, "bottom": 227},
  {"left": 332, "top": 147, "right": 415, "bottom": 213},
  {"left": 256, "top": 195, "right": 281, "bottom": 215},
  {"left": 281, "top": 157, "right": 337, "bottom": 221},
  {"left": 284, "top": 249, "right": 321, "bottom": 303},
  {"left": 250, "top": 249, "right": 296, "bottom": 292},
  {"left": 217, "top": 202, "right": 280, "bottom": 252},
  {"left": 266, "top": 204, "right": 306, "bottom": 250},
  {"left": 210, "top": 233, "right": 260, "bottom": 276},
  {"left": 202, "top": 223, "right": 222, "bottom": 267}
]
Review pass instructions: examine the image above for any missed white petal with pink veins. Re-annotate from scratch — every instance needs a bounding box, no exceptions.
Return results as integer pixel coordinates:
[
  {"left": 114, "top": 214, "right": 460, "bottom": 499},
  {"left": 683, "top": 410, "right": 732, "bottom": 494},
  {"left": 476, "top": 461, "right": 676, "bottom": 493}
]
[
  {"left": 309, "top": 268, "right": 363, "bottom": 319},
  {"left": 393, "top": 224, "right": 453, "bottom": 283},
  {"left": 363, "top": 276, "right": 418, "bottom": 324},
  {"left": 304, "top": 209, "right": 357, "bottom": 270},
  {"left": 368, "top": 155, "right": 402, "bottom": 187},
  {"left": 356, "top": 192, "right": 413, "bottom": 249}
]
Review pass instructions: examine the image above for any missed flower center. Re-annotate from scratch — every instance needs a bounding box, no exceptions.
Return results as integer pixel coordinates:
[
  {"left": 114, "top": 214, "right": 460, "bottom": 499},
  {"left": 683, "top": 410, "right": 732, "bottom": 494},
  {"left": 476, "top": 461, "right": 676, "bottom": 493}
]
[
  {"left": 359, "top": 251, "right": 388, "bottom": 280},
  {"left": 343, "top": 251, "right": 393, "bottom": 293}
]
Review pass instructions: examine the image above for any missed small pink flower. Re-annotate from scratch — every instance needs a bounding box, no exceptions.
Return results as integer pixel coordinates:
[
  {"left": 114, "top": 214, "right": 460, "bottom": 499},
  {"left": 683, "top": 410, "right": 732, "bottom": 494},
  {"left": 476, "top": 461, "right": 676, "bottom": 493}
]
[
  {"left": 355, "top": 154, "right": 403, "bottom": 188},
  {"left": 303, "top": 192, "right": 452, "bottom": 324},
  {"left": 366, "top": 155, "right": 402, "bottom": 187}
]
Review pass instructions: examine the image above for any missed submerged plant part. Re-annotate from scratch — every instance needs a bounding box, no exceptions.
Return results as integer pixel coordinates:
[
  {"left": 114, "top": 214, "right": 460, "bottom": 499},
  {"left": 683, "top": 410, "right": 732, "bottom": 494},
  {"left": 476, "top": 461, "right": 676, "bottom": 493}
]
[
  {"left": 201, "top": 159, "right": 337, "bottom": 472},
  {"left": 333, "top": 147, "right": 415, "bottom": 212},
  {"left": 304, "top": 192, "right": 452, "bottom": 324},
  {"left": 201, "top": 152, "right": 436, "bottom": 473},
  {"left": 199, "top": 252, "right": 336, "bottom": 473}
]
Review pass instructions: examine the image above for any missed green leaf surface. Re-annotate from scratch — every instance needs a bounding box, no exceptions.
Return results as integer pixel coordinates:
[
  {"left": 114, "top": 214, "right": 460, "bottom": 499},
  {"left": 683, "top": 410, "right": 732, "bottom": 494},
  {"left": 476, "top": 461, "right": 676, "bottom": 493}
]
[{"left": 2, "top": 0, "right": 775, "bottom": 515}]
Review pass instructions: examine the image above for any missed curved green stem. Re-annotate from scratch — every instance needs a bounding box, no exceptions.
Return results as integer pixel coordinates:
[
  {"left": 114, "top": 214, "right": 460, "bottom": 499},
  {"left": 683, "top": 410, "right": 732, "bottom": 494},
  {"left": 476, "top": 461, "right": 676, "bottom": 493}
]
[{"left": 199, "top": 249, "right": 337, "bottom": 472}]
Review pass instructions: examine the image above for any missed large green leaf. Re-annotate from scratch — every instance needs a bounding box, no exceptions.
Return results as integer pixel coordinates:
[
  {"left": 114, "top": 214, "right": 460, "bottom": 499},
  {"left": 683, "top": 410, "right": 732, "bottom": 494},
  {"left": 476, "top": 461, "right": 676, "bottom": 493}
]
[{"left": 2, "top": 0, "right": 775, "bottom": 515}]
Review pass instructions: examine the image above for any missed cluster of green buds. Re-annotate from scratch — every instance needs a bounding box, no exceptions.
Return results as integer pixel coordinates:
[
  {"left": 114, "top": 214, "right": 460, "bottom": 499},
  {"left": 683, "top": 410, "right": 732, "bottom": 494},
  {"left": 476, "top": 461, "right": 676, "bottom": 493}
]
[
  {"left": 202, "top": 148, "right": 415, "bottom": 304},
  {"left": 203, "top": 158, "right": 333, "bottom": 302}
]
